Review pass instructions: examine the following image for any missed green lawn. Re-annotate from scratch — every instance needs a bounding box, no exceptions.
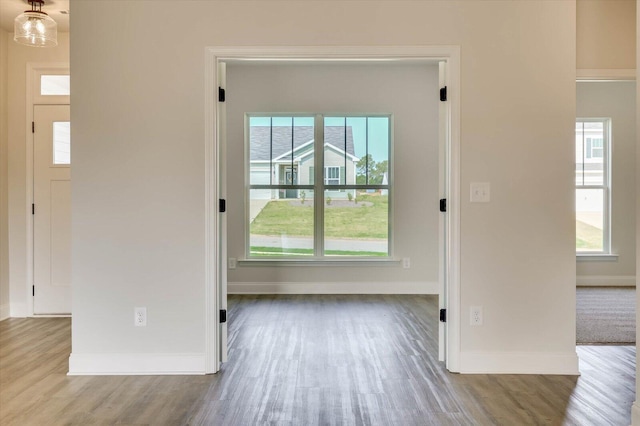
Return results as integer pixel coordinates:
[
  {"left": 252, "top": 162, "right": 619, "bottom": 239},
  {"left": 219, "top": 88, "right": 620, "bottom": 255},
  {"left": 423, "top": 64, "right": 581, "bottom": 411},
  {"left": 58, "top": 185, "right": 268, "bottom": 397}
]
[
  {"left": 250, "top": 194, "right": 388, "bottom": 239},
  {"left": 576, "top": 220, "right": 603, "bottom": 251}
]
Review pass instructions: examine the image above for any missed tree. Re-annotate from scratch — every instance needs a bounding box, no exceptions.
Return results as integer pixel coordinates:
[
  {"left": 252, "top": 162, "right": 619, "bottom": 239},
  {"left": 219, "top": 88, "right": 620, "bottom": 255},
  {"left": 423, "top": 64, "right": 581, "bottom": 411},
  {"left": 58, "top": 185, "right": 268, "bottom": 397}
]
[
  {"left": 356, "top": 155, "right": 387, "bottom": 185},
  {"left": 371, "top": 160, "right": 388, "bottom": 185},
  {"left": 356, "top": 154, "right": 373, "bottom": 184}
]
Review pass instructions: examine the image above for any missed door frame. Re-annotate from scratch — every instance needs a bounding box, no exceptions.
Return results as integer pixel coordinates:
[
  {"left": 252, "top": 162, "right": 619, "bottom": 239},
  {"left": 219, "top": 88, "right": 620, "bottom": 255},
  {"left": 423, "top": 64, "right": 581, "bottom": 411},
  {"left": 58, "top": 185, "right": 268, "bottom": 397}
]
[
  {"left": 204, "top": 46, "right": 461, "bottom": 373},
  {"left": 25, "top": 63, "right": 70, "bottom": 317}
]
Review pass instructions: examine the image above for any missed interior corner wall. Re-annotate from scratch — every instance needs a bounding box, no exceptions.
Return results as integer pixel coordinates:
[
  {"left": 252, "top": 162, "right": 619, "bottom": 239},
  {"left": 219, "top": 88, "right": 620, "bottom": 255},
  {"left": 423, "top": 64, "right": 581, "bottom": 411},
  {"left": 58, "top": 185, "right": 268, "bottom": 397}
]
[
  {"left": 225, "top": 62, "right": 439, "bottom": 293},
  {"left": 7, "top": 32, "right": 69, "bottom": 317},
  {"left": 0, "top": 29, "right": 9, "bottom": 321},
  {"left": 576, "top": 82, "right": 637, "bottom": 285},
  {"left": 71, "top": 1, "right": 577, "bottom": 375},
  {"left": 577, "top": 0, "right": 636, "bottom": 70}
]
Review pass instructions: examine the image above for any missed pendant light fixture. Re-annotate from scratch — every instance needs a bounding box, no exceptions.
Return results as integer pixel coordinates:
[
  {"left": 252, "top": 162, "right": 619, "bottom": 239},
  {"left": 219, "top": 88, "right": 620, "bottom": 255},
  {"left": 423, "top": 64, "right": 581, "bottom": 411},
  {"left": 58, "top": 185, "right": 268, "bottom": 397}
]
[{"left": 14, "top": 0, "right": 58, "bottom": 47}]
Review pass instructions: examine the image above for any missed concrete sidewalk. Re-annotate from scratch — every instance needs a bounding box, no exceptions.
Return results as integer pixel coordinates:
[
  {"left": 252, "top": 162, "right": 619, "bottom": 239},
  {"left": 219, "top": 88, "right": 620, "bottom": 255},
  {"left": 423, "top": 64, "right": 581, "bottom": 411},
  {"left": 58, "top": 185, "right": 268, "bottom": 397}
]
[{"left": 249, "top": 199, "right": 270, "bottom": 223}]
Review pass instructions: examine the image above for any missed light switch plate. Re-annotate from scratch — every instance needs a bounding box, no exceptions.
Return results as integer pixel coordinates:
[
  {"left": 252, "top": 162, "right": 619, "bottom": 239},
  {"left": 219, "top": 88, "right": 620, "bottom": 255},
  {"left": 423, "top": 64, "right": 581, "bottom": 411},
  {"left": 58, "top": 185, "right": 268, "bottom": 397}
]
[{"left": 470, "top": 182, "right": 490, "bottom": 203}]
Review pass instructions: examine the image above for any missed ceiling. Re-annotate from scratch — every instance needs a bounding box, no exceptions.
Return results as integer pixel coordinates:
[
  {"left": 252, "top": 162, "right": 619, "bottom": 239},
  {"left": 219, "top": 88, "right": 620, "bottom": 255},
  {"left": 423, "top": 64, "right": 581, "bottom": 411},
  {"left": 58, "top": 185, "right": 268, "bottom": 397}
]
[{"left": 1, "top": 0, "right": 69, "bottom": 32}]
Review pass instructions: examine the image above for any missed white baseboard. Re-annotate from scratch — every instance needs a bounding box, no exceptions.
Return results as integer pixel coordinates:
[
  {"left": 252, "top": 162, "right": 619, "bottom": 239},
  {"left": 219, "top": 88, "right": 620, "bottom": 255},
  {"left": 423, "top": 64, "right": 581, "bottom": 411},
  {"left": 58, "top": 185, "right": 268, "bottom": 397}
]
[
  {"left": 10, "top": 302, "right": 27, "bottom": 318},
  {"left": 0, "top": 303, "right": 9, "bottom": 321},
  {"left": 576, "top": 275, "right": 636, "bottom": 287},
  {"left": 459, "top": 350, "right": 580, "bottom": 375},
  {"left": 68, "top": 353, "right": 206, "bottom": 375},
  {"left": 228, "top": 281, "right": 438, "bottom": 294}
]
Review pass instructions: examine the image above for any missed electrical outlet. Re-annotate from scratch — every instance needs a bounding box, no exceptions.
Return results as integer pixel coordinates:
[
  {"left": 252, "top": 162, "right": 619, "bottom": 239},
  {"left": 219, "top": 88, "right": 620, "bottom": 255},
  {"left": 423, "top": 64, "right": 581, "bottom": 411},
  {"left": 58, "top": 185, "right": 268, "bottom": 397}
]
[
  {"left": 470, "top": 306, "right": 483, "bottom": 326},
  {"left": 134, "top": 307, "right": 147, "bottom": 327},
  {"left": 402, "top": 258, "right": 411, "bottom": 269},
  {"left": 228, "top": 258, "right": 237, "bottom": 269}
]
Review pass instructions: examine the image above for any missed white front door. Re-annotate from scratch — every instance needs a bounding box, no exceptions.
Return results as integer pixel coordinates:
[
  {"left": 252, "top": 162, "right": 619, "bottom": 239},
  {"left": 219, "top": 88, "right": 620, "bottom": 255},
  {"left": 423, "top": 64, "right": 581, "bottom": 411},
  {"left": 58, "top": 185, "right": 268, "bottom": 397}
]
[{"left": 33, "top": 104, "right": 71, "bottom": 314}]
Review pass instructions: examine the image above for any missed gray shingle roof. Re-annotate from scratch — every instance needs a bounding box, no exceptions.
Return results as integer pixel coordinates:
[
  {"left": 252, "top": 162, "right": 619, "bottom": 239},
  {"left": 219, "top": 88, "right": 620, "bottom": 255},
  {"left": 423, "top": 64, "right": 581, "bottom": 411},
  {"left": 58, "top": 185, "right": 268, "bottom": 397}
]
[{"left": 250, "top": 126, "right": 355, "bottom": 161}]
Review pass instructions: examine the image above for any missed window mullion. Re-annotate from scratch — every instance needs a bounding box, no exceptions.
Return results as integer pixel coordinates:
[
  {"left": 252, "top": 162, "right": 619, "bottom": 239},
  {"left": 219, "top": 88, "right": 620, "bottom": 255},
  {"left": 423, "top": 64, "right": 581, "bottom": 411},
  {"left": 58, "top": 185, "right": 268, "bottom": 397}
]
[
  {"left": 344, "top": 117, "right": 347, "bottom": 185},
  {"left": 314, "top": 114, "right": 324, "bottom": 257},
  {"left": 290, "top": 117, "right": 295, "bottom": 185},
  {"left": 269, "top": 117, "right": 273, "bottom": 185}
]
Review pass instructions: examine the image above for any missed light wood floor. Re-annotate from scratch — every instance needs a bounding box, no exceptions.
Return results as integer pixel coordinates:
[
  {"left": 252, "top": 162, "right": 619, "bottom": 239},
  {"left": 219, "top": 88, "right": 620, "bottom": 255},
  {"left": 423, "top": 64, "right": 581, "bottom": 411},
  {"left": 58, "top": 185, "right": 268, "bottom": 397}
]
[{"left": 0, "top": 295, "right": 635, "bottom": 425}]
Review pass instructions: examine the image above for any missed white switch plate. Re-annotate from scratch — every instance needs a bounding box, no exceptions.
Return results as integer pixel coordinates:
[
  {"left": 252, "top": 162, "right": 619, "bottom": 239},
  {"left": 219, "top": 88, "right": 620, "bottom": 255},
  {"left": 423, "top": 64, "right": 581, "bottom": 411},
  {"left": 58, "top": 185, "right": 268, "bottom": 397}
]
[
  {"left": 402, "top": 258, "right": 411, "bottom": 269},
  {"left": 470, "top": 182, "right": 490, "bottom": 203},
  {"left": 228, "top": 258, "right": 237, "bottom": 269}
]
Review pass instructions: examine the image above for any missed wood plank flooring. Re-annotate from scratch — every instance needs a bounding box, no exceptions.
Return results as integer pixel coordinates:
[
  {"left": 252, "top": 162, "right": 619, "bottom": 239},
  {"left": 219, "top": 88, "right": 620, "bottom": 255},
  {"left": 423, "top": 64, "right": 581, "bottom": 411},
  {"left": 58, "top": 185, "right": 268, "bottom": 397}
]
[{"left": 0, "top": 294, "right": 635, "bottom": 425}]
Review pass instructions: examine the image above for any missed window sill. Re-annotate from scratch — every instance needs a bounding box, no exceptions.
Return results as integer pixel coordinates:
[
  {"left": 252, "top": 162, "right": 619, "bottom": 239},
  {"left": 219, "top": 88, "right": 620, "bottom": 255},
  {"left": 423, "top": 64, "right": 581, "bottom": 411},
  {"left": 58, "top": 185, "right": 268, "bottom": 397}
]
[
  {"left": 236, "top": 258, "right": 402, "bottom": 267},
  {"left": 576, "top": 253, "right": 619, "bottom": 262}
]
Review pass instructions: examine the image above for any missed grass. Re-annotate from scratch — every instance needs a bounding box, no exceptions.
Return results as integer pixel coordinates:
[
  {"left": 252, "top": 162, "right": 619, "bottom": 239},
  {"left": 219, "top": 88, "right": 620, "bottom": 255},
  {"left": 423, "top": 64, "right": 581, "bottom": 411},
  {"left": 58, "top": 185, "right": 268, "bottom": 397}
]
[
  {"left": 576, "top": 220, "right": 603, "bottom": 251},
  {"left": 250, "top": 194, "right": 388, "bottom": 239},
  {"left": 250, "top": 246, "right": 387, "bottom": 257}
]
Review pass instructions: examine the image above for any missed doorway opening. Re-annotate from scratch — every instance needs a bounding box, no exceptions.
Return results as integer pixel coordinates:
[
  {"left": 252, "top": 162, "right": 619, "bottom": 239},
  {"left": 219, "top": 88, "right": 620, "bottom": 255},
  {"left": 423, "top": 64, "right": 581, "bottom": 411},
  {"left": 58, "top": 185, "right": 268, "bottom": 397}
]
[
  {"left": 204, "top": 47, "right": 461, "bottom": 375},
  {"left": 575, "top": 80, "right": 636, "bottom": 348},
  {"left": 26, "top": 64, "right": 71, "bottom": 317}
]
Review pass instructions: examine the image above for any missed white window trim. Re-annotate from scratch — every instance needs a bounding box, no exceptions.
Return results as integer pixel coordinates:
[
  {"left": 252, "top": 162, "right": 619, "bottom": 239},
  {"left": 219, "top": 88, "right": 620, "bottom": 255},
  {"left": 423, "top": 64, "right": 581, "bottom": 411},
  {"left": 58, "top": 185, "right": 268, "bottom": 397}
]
[{"left": 575, "top": 118, "right": 611, "bottom": 255}]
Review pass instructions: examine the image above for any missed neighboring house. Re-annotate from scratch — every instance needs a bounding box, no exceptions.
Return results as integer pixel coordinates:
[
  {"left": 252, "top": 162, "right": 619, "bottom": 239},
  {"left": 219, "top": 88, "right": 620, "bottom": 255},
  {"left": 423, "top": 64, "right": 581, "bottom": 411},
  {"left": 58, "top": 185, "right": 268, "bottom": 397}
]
[
  {"left": 575, "top": 123, "right": 605, "bottom": 184},
  {"left": 381, "top": 171, "right": 388, "bottom": 196},
  {"left": 249, "top": 125, "right": 359, "bottom": 200}
]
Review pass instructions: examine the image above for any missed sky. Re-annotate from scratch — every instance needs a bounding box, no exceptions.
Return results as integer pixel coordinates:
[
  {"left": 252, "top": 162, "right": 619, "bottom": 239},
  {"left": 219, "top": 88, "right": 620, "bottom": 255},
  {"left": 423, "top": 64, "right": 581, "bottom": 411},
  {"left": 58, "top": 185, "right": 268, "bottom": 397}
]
[{"left": 249, "top": 116, "right": 390, "bottom": 163}]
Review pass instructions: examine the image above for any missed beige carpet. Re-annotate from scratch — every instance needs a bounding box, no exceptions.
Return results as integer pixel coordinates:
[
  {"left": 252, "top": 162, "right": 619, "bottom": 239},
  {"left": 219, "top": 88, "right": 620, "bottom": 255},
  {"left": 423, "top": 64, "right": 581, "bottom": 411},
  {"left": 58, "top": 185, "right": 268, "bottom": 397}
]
[{"left": 576, "top": 287, "right": 636, "bottom": 344}]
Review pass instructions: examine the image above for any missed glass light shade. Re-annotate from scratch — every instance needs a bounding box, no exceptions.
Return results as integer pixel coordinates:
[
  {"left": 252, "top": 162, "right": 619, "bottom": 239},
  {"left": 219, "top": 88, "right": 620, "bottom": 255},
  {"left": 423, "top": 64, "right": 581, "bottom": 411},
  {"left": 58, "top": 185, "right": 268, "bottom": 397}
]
[{"left": 14, "top": 11, "right": 58, "bottom": 47}]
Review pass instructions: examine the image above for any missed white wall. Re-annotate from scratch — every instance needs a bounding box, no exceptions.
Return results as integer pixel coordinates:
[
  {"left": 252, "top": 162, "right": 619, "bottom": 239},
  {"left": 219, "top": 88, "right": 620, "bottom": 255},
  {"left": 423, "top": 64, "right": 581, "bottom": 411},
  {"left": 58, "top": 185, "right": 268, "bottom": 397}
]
[
  {"left": 7, "top": 33, "right": 69, "bottom": 317},
  {"left": 70, "top": 1, "right": 577, "bottom": 374},
  {"left": 576, "top": 82, "right": 636, "bottom": 284},
  {"left": 0, "top": 29, "right": 9, "bottom": 321},
  {"left": 577, "top": 0, "right": 636, "bottom": 72},
  {"left": 226, "top": 62, "right": 439, "bottom": 292}
]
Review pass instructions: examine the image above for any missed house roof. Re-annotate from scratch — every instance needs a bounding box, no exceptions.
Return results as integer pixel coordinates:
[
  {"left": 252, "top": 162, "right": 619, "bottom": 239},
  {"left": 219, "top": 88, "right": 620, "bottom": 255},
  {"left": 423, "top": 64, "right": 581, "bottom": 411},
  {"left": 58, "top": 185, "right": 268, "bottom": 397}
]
[{"left": 250, "top": 126, "right": 356, "bottom": 161}]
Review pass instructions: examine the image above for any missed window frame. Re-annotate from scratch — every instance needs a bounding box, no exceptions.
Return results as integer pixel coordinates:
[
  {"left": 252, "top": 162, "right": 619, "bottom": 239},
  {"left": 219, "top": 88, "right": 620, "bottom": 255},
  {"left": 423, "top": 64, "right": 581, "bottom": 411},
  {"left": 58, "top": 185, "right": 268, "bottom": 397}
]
[
  {"left": 33, "top": 69, "right": 70, "bottom": 105},
  {"left": 40, "top": 74, "right": 71, "bottom": 96},
  {"left": 575, "top": 118, "right": 611, "bottom": 254},
  {"left": 586, "top": 137, "right": 604, "bottom": 159},
  {"left": 245, "top": 113, "right": 393, "bottom": 260},
  {"left": 324, "top": 166, "right": 340, "bottom": 185}
]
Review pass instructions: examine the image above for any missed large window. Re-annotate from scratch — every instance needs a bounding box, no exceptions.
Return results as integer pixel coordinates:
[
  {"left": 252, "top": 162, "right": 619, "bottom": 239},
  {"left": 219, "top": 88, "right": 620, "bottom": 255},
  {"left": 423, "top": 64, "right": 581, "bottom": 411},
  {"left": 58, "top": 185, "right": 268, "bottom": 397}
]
[
  {"left": 247, "top": 115, "right": 391, "bottom": 258},
  {"left": 575, "top": 119, "right": 610, "bottom": 253}
]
